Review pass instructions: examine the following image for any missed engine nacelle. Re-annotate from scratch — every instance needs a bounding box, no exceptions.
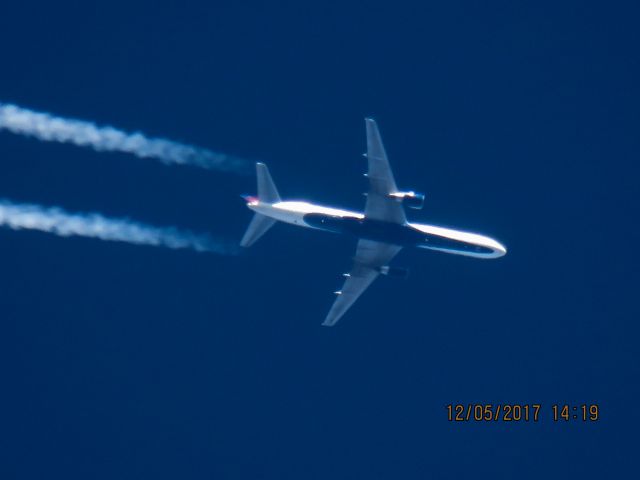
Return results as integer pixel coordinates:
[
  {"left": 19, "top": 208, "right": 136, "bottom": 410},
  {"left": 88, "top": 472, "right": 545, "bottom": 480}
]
[
  {"left": 378, "top": 266, "right": 410, "bottom": 279},
  {"left": 388, "top": 191, "right": 425, "bottom": 209}
]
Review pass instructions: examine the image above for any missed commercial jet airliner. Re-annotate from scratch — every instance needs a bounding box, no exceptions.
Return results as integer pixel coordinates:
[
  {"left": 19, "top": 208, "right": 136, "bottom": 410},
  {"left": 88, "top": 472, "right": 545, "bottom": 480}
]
[{"left": 241, "top": 118, "right": 506, "bottom": 326}]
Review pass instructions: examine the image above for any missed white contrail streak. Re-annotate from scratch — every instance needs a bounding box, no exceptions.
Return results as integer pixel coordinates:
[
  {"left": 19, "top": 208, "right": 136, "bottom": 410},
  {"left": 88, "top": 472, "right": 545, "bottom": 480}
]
[
  {"left": 0, "top": 103, "right": 250, "bottom": 173},
  {"left": 0, "top": 199, "right": 238, "bottom": 254}
]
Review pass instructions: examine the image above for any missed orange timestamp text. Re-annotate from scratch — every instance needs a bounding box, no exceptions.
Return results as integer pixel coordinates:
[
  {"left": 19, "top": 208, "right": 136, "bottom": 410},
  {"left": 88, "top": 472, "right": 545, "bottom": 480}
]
[{"left": 446, "top": 404, "right": 600, "bottom": 422}]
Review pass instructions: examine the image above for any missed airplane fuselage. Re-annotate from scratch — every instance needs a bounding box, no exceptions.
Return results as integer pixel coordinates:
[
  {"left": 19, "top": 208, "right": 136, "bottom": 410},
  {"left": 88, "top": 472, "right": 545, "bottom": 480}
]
[{"left": 246, "top": 200, "right": 506, "bottom": 259}]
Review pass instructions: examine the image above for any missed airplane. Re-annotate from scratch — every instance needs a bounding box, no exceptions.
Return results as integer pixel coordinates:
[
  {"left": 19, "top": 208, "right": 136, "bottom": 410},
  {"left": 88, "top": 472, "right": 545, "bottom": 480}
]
[{"left": 240, "top": 118, "right": 507, "bottom": 326}]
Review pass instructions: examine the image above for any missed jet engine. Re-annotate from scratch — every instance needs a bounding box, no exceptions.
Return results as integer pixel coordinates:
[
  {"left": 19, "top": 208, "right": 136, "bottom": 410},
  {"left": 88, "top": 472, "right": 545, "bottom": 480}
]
[
  {"left": 388, "top": 191, "right": 426, "bottom": 209},
  {"left": 378, "top": 266, "right": 410, "bottom": 279}
]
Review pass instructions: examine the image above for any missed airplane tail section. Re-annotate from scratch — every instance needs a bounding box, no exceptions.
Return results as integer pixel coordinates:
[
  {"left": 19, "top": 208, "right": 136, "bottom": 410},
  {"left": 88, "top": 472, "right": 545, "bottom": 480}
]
[{"left": 240, "top": 163, "right": 280, "bottom": 248}]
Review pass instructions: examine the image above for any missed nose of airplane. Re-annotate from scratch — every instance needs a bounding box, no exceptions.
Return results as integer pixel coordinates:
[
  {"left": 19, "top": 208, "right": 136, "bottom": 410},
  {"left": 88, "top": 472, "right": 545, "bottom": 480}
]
[{"left": 495, "top": 241, "right": 507, "bottom": 257}]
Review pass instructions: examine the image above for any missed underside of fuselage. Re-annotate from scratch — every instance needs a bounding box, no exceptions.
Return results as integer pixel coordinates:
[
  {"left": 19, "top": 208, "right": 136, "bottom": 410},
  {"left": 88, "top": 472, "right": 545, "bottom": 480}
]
[
  {"left": 247, "top": 200, "right": 506, "bottom": 259},
  {"left": 302, "top": 212, "right": 498, "bottom": 257}
]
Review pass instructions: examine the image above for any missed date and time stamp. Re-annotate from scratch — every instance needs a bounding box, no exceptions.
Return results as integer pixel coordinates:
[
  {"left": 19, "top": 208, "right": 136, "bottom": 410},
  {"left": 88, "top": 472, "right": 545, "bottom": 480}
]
[{"left": 446, "top": 404, "right": 600, "bottom": 422}]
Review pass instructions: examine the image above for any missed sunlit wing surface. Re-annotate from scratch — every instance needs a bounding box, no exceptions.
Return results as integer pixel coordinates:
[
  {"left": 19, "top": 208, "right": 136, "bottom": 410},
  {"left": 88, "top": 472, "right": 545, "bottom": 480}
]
[
  {"left": 364, "top": 118, "right": 407, "bottom": 225},
  {"left": 323, "top": 239, "right": 403, "bottom": 327}
]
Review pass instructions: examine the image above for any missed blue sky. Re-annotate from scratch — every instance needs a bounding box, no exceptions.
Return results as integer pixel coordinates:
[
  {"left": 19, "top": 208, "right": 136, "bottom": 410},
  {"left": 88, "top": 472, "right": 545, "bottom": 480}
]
[{"left": 0, "top": 2, "right": 638, "bottom": 478}]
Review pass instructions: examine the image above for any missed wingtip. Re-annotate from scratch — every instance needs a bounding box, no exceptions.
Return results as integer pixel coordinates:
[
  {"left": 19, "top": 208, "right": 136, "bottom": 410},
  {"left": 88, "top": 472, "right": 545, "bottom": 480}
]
[{"left": 322, "top": 309, "right": 342, "bottom": 327}]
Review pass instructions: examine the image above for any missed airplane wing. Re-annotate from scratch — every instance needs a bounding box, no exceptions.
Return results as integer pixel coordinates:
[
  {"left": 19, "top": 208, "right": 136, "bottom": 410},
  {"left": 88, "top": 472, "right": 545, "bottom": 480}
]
[
  {"left": 364, "top": 118, "right": 407, "bottom": 224},
  {"left": 322, "top": 239, "right": 402, "bottom": 327}
]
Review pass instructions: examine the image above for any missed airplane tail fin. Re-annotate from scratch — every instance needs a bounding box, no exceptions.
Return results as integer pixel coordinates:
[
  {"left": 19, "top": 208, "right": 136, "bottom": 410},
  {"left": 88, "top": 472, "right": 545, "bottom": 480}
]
[
  {"left": 240, "top": 163, "right": 280, "bottom": 248},
  {"left": 256, "top": 162, "right": 281, "bottom": 203}
]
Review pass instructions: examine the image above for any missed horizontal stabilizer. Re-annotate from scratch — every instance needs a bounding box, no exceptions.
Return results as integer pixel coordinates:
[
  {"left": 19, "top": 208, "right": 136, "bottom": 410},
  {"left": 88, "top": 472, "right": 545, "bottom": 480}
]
[{"left": 240, "top": 213, "right": 276, "bottom": 248}]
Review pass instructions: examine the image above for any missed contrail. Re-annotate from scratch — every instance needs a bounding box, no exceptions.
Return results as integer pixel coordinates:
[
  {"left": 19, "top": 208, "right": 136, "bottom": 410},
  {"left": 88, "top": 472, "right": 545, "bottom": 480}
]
[
  {"left": 0, "top": 102, "right": 250, "bottom": 173},
  {"left": 0, "top": 199, "right": 238, "bottom": 254}
]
